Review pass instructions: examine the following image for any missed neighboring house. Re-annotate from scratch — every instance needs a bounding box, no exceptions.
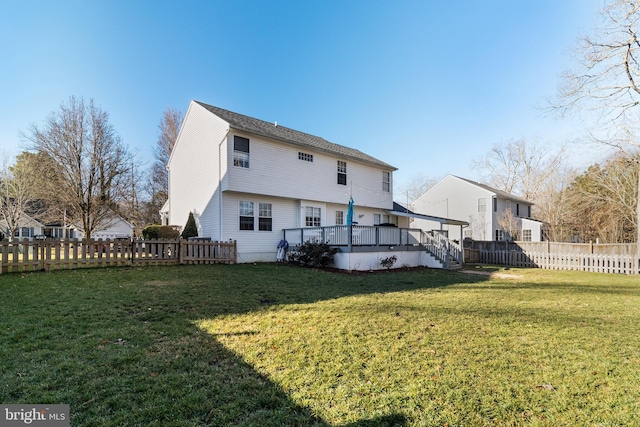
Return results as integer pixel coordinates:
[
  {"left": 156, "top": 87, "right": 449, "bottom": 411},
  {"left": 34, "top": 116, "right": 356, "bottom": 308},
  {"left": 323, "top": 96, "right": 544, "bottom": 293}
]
[
  {"left": 412, "top": 175, "right": 544, "bottom": 242},
  {"left": 82, "top": 215, "right": 135, "bottom": 240},
  {"left": 1, "top": 211, "right": 133, "bottom": 240},
  {"left": 167, "top": 101, "right": 400, "bottom": 263},
  {"left": 0, "top": 212, "right": 45, "bottom": 240}
]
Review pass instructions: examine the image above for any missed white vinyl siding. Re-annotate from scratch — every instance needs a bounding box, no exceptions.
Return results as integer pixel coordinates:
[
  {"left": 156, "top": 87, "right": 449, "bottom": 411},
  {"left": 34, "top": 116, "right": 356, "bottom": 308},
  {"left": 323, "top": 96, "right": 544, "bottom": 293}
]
[
  {"left": 225, "top": 136, "right": 393, "bottom": 211},
  {"left": 168, "top": 101, "right": 229, "bottom": 238}
]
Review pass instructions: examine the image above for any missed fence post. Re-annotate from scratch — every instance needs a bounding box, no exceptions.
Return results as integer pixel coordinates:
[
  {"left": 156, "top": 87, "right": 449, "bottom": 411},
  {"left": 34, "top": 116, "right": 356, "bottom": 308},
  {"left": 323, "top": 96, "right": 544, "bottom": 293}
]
[{"left": 179, "top": 239, "right": 186, "bottom": 264}]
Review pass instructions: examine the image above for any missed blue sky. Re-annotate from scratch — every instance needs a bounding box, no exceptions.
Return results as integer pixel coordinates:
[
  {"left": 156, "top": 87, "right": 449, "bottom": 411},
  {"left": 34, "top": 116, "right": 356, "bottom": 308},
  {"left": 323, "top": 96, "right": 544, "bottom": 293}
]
[{"left": 1, "top": 0, "right": 604, "bottom": 193}]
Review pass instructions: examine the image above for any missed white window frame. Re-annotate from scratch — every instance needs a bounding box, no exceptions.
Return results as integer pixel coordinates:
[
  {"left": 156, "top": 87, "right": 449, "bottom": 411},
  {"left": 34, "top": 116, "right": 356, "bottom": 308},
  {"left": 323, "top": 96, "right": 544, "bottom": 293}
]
[
  {"left": 478, "top": 197, "right": 486, "bottom": 213},
  {"left": 258, "top": 202, "right": 272, "bottom": 231},
  {"left": 382, "top": 171, "right": 390, "bottom": 193},
  {"left": 305, "top": 207, "right": 321, "bottom": 227},
  {"left": 337, "top": 161, "right": 347, "bottom": 185},
  {"left": 233, "top": 136, "right": 250, "bottom": 169},
  {"left": 335, "top": 211, "right": 344, "bottom": 225},
  {"left": 298, "top": 152, "right": 313, "bottom": 162},
  {"left": 239, "top": 201, "right": 254, "bottom": 230}
]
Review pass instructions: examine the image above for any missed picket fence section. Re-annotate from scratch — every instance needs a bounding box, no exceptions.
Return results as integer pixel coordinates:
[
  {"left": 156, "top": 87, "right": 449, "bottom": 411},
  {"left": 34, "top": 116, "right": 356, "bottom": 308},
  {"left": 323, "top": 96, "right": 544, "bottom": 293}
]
[
  {"left": 0, "top": 238, "right": 237, "bottom": 274},
  {"left": 480, "top": 250, "right": 639, "bottom": 275}
]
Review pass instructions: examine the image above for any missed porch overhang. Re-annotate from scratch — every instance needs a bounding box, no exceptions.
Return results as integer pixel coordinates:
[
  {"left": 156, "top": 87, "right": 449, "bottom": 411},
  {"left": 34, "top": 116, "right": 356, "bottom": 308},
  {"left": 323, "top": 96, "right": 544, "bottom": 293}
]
[{"left": 390, "top": 210, "right": 469, "bottom": 226}]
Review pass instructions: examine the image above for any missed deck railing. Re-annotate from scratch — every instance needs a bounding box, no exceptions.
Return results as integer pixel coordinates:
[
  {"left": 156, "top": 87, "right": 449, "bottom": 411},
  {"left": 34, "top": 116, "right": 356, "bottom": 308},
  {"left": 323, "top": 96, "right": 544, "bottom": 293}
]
[
  {"left": 283, "top": 225, "right": 462, "bottom": 267},
  {"left": 283, "top": 225, "right": 423, "bottom": 248}
]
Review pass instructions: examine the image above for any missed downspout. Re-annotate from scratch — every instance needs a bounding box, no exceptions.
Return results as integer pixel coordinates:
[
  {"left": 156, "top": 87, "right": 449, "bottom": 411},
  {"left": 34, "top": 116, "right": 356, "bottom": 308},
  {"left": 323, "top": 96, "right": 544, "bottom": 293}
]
[{"left": 218, "top": 128, "right": 230, "bottom": 241}]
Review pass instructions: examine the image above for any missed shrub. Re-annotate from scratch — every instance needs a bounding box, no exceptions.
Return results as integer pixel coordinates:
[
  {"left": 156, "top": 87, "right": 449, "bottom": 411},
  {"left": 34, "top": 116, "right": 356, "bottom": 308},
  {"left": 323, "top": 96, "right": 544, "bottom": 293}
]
[
  {"left": 380, "top": 255, "right": 397, "bottom": 270},
  {"left": 290, "top": 241, "right": 339, "bottom": 268},
  {"left": 181, "top": 212, "right": 198, "bottom": 239},
  {"left": 142, "top": 225, "right": 181, "bottom": 239}
]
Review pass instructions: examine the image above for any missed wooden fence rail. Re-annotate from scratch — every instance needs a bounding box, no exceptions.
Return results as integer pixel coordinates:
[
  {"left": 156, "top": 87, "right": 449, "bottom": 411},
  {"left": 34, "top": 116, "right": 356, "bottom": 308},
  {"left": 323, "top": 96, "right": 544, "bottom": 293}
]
[
  {"left": 0, "top": 238, "right": 237, "bottom": 274},
  {"left": 478, "top": 250, "right": 639, "bottom": 275}
]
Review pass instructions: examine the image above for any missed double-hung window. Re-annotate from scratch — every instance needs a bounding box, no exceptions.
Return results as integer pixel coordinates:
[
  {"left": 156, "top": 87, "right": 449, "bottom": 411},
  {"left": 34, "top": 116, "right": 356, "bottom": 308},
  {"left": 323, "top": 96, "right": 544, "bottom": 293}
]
[
  {"left": 239, "top": 201, "right": 254, "bottom": 230},
  {"left": 337, "top": 161, "right": 347, "bottom": 185},
  {"left": 335, "top": 211, "right": 344, "bottom": 225},
  {"left": 382, "top": 171, "right": 390, "bottom": 192},
  {"left": 258, "top": 203, "right": 272, "bottom": 231},
  {"left": 305, "top": 207, "right": 321, "bottom": 227},
  {"left": 233, "top": 136, "right": 250, "bottom": 168},
  {"left": 478, "top": 197, "right": 486, "bottom": 212}
]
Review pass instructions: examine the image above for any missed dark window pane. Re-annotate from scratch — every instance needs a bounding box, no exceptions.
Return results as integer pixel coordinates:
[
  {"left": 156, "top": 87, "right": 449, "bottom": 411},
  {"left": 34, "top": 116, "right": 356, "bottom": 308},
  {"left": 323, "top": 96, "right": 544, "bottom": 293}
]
[
  {"left": 259, "top": 218, "right": 272, "bottom": 231},
  {"left": 234, "top": 136, "right": 250, "bottom": 153},
  {"left": 239, "top": 216, "right": 254, "bottom": 230}
]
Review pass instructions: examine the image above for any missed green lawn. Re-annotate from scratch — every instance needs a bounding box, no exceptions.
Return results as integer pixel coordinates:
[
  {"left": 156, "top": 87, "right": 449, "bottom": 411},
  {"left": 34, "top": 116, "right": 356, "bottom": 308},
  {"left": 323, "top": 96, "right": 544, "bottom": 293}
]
[{"left": 1, "top": 264, "right": 639, "bottom": 426}]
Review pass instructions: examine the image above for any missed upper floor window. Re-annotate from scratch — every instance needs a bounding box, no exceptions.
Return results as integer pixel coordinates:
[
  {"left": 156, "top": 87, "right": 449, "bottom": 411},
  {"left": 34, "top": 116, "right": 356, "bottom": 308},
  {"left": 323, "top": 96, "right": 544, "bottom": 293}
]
[
  {"left": 516, "top": 203, "right": 520, "bottom": 216},
  {"left": 337, "top": 161, "right": 347, "bottom": 185},
  {"left": 382, "top": 171, "right": 390, "bottom": 192},
  {"left": 335, "top": 211, "right": 344, "bottom": 225},
  {"left": 493, "top": 198, "right": 497, "bottom": 212},
  {"left": 298, "top": 152, "right": 313, "bottom": 162},
  {"left": 239, "top": 201, "right": 254, "bottom": 230},
  {"left": 233, "top": 136, "right": 250, "bottom": 168},
  {"left": 478, "top": 197, "right": 486, "bottom": 213},
  {"left": 528, "top": 205, "right": 531, "bottom": 218}
]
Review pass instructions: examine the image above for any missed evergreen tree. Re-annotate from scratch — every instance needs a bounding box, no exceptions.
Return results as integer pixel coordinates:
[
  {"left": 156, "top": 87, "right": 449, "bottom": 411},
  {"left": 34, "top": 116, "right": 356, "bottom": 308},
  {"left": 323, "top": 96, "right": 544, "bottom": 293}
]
[{"left": 181, "top": 212, "right": 198, "bottom": 239}]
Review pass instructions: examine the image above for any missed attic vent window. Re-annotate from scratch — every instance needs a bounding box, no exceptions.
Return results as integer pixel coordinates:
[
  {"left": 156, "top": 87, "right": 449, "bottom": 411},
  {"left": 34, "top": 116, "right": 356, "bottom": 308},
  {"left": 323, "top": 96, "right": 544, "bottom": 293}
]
[{"left": 298, "top": 152, "right": 313, "bottom": 162}]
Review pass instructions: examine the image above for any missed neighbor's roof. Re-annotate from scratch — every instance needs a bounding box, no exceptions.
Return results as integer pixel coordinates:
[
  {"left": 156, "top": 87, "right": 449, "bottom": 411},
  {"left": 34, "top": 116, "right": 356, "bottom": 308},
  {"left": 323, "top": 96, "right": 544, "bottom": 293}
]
[
  {"left": 453, "top": 176, "right": 532, "bottom": 205},
  {"left": 194, "top": 101, "right": 397, "bottom": 171}
]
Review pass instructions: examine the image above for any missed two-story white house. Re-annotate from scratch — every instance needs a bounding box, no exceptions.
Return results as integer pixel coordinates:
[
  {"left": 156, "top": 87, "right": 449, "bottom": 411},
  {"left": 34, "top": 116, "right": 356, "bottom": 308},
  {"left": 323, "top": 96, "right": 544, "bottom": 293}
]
[
  {"left": 412, "top": 175, "right": 544, "bottom": 243},
  {"left": 166, "top": 101, "right": 406, "bottom": 264}
]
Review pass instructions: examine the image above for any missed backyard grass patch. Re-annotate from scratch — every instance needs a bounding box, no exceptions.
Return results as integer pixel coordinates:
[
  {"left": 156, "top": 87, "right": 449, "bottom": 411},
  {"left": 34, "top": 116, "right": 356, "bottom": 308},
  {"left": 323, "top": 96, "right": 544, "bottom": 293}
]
[{"left": 1, "top": 264, "right": 639, "bottom": 426}]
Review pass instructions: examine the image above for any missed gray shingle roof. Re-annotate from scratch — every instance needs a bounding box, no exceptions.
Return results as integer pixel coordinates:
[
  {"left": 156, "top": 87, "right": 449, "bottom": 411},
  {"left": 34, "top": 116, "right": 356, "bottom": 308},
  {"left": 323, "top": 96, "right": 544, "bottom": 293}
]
[
  {"left": 453, "top": 175, "right": 533, "bottom": 205},
  {"left": 194, "top": 101, "right": 397, "bottom": 171}
]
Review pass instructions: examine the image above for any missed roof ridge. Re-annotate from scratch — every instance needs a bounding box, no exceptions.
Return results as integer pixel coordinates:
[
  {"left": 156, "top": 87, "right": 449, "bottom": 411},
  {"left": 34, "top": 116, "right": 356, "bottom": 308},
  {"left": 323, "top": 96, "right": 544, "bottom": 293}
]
[{"left": 193, "top": 100, "right": 397, "bottom": 171}]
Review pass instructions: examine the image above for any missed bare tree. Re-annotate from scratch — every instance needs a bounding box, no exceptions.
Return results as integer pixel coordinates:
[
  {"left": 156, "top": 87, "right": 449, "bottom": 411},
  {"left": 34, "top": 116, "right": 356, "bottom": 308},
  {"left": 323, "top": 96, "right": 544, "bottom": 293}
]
[
  {"left": 472, "top": 138, "right": 571, "bottom": 240},
  {"left": 563, "top": 153, "right": 638, "bottom": 243},
  {"left": 472, "top": 138, "right": 567, "bottom": 200},
  {"left": 152, "top": 107, "right": 183, "bottom": 198},
  {"left": 552, "top": 0, "right": 640, "bottom": 249},
  {"left": 396, "top": 173, "right": 442, "bottom": 205},
  {"left": 497, "top": 209, "right": 520, "bottom": 241},
  {"left": 145, "top": 107, "right": 183, "bottom": 225},
  {"left": 0, "top": 153, "right": 39, "bottom": 240},
  {"left": 21, "top": 96, "right": 136, "bottom": 238}
]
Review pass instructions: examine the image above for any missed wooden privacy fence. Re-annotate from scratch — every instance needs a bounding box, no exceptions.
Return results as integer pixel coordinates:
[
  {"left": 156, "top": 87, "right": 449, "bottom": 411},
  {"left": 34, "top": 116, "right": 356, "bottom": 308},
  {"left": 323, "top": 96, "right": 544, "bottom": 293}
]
[
  {"left": 0, "top": 238, "right": 237, "bottom": 274},
  {"left": 479, "top": 250, "right": 639, "bottom": 275}
]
